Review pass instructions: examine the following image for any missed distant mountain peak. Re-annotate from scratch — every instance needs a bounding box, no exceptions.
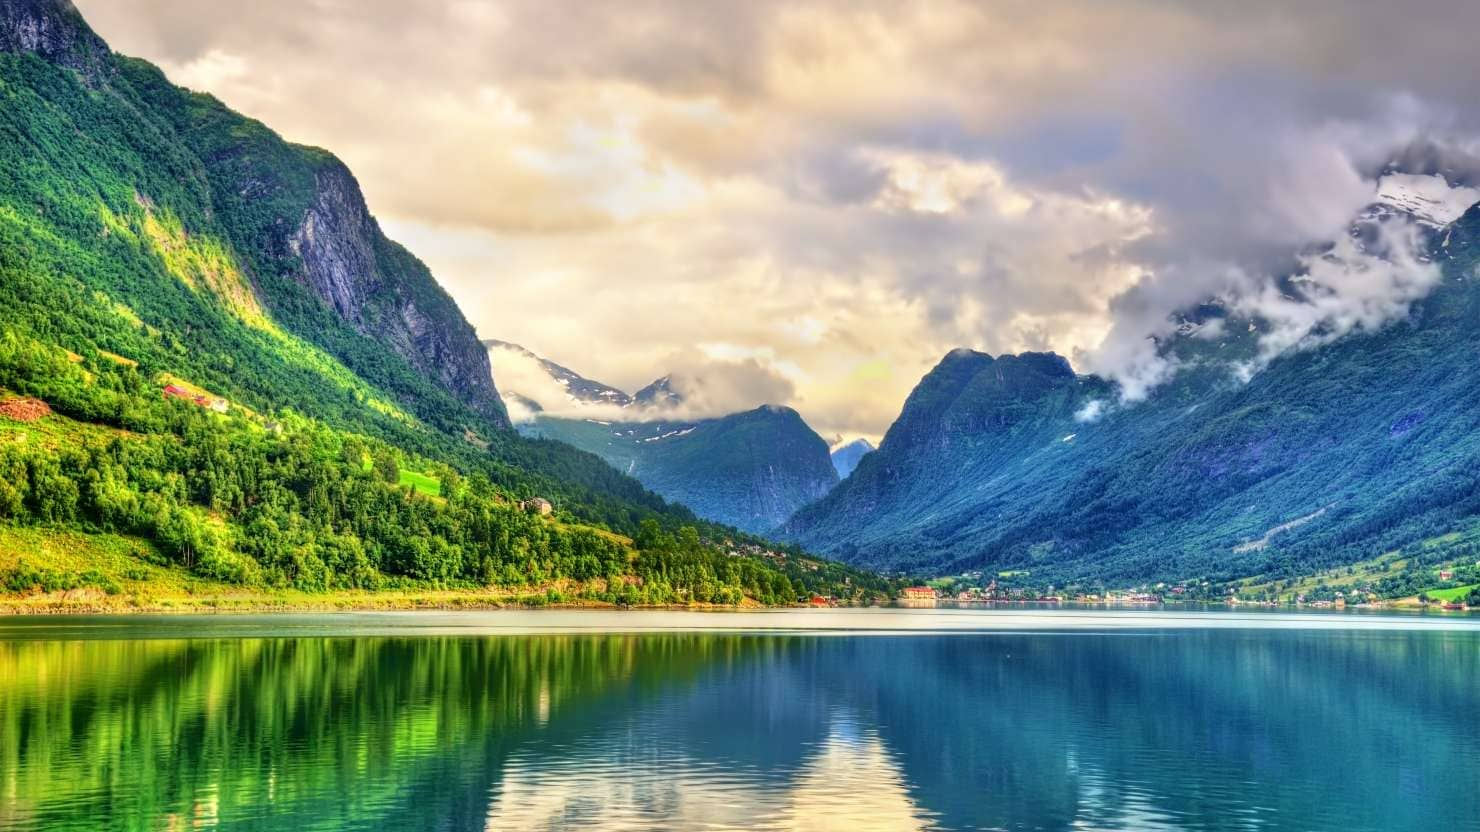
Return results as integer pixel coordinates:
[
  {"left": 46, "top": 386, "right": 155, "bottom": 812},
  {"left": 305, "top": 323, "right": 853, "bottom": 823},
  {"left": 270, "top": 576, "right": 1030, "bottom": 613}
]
[
  {"left": 485, "top": 340, "right": 633, "bottom": 409},
  {"left": 922, "top": 349, "right": 1075, "bottom": 389},
  {"left": 634, "top": 375, "right": 683, "bottom": 409},
  {"left": 830, "top": 438, "right": 875, "bottom": 479},
  {"left": 525, "top": 403, "right": 839, "bottom": 534}
]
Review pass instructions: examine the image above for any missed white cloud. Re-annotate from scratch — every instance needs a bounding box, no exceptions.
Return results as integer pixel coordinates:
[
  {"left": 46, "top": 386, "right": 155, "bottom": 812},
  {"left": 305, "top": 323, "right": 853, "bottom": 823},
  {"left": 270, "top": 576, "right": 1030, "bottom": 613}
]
[
  {"left": 1074, "top": 399, "right": 1106, "bottom": 423},
  {"left": 1233, "top": 219, "right": 1440, "bottom": 366},
  {"left": 76, "top": 0, "right": 1480, "bottom": 437}
]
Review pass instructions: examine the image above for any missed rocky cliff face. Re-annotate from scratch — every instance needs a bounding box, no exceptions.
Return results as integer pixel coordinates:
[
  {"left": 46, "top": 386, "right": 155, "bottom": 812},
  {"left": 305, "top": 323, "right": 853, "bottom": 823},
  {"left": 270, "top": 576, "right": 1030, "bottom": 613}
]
[
  {"left": 0, "top": 0, "right": 110, "bottom": 83},
  {"left": 287, "top": 160, "right": 508, "bottom": 426},
  {"left": 2, "top": 0, "right": 508, "bottom": 429}
]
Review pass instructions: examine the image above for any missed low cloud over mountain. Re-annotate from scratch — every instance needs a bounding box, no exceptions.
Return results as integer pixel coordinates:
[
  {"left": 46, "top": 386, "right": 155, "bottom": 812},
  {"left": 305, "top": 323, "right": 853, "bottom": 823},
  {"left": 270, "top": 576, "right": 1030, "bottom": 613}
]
[{"left": 80, "top": 0, "right": 1480, "bottom": 435}]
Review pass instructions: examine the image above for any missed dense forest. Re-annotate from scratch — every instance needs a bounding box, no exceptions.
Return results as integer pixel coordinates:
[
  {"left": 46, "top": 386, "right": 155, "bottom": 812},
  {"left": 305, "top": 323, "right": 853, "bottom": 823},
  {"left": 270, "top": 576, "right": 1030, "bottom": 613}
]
[{"left": 0, "top": 332, "right": 894, "bottom": 604}]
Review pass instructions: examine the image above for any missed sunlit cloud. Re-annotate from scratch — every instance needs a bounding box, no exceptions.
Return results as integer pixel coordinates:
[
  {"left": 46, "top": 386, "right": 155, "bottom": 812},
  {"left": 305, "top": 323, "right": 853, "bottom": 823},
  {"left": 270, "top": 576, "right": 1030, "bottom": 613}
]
[{"left": 76, "top": 0, "right": 1480, "bottom": 440}]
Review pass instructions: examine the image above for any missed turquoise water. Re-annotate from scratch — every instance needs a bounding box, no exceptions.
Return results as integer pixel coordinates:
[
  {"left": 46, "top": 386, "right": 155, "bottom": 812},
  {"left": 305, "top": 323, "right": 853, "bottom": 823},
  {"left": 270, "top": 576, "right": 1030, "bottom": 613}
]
[{"left": 1, "top": 609, "right": 1477, "bottom": 831}]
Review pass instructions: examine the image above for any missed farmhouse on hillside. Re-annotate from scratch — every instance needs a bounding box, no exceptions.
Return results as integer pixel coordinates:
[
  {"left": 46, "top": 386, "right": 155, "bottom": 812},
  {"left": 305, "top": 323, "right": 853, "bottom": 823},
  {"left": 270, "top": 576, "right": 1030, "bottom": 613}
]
[{"left": 522, "top": 498, "right": 553, "bottom": 517}]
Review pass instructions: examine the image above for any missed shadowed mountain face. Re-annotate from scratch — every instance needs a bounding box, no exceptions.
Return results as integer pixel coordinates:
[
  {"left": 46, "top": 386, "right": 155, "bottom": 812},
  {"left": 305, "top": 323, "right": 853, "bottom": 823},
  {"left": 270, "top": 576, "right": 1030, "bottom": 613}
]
[
  {"left": 526, "top": 406, "right": 839, "bottom": 534},
  {"left": 488, "top": 342, "right": 840, "bottom": 533},
  {"left": 787, "top": 202, "right": 1480, "bottom": 584}
]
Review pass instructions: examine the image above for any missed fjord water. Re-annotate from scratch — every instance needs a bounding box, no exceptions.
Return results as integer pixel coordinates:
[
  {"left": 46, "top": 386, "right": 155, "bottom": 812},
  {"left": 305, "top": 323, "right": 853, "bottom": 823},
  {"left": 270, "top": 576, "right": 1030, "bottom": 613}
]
[{"left": 2, "top": 611, "right": 1478, "bottom": 831}]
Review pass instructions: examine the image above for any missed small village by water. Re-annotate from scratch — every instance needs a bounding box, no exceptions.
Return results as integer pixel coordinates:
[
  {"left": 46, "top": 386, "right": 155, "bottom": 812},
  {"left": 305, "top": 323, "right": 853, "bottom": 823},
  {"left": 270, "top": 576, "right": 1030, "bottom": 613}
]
[{"left": 868, "top": 559, "right": 1480, "bottom": 613}]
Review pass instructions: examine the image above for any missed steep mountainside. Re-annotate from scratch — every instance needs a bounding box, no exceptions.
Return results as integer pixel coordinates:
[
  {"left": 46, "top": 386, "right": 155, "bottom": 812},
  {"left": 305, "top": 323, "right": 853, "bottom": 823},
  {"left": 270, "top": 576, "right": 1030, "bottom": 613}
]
[
  {"left": 787, "top": 196, "right": 1480, "bottom": 586},
  {"left": 527, "top": 407, "right": 840, "bottom": 534},
  {"left": 830, "top": 439, "right": 874, "bottom": 479},
  {"left": 287, "top": 163, "right": 508, "bottom": 424},
  {"left": 0, "top": 0, "right": 893, "bottom": 606},
  {"left": 0, "top": 0, "right": 680, "bottom": 528},
  {"left": 1, "top": 0, "right": 507, "bottom": 434}
]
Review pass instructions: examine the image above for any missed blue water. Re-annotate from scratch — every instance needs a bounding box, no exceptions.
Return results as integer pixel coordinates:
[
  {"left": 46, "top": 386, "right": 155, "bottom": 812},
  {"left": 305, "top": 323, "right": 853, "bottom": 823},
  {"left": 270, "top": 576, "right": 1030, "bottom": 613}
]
[{"left": 1, "top": 609, "right": 1476, "bottom": 831}]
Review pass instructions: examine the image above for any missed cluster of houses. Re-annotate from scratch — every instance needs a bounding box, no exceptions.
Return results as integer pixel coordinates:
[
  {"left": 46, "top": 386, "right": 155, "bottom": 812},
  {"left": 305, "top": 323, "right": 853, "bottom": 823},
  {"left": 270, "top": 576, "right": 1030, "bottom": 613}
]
[
  {"left": 723, "top": 541, "right": 802, "bottom": 567},
  {"left": 899, "top": 580, "right": 1073, "bottom": 604},
  {"left": 1294, "top": 591, "right": 1367, "bottom": 609},
  {"left": 162, "top": 384, "right": 229, "bottom": 414}
]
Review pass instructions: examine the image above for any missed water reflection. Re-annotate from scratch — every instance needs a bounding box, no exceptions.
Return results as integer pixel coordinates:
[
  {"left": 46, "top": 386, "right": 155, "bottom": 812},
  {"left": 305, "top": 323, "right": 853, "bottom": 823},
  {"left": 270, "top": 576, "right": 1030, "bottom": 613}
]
[{"left": 1, "top": 626, "right": 1477, "bottom": 831}]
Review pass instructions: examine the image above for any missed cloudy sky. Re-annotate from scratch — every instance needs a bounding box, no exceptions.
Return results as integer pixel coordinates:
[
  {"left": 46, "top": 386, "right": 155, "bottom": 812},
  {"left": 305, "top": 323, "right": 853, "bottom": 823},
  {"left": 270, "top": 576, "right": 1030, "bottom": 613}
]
[{"left": 76, "top": 0, "right": 1480, "bottom": 442}]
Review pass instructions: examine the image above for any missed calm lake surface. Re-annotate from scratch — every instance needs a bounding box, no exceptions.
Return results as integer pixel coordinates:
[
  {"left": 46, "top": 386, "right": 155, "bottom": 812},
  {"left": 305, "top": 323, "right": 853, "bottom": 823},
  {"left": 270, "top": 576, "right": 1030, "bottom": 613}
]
[{"left": 2, "top": 609, "right": 1478, "bottom": 831}]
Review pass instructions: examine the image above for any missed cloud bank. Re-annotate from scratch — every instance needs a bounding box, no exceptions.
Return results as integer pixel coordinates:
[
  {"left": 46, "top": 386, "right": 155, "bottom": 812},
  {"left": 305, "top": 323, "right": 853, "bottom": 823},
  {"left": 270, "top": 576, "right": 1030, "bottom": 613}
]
[{"left": 76, "top": 0, "right": 1480, "bottom": 440}]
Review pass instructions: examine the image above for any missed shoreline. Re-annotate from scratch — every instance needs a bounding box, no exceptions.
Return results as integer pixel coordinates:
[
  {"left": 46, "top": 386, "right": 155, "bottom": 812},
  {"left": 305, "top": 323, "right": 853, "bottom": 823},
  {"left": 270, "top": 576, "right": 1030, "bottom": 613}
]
[
  {"left": 4, "top": 608, "right": 1480, "bottom": 642},
  {"left": 2, "top": 593, "right": 1471, "bottom": 618},
  {"left": 0, "top": 591, "right": 781, "bottom": 616}
]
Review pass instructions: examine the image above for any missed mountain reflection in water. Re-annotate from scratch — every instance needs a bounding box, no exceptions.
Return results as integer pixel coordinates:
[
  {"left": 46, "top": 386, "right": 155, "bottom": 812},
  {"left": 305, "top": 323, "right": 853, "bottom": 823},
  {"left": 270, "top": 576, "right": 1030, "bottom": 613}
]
[{"left": 1, "top": 619, "right": 1477, "bottom": 831}]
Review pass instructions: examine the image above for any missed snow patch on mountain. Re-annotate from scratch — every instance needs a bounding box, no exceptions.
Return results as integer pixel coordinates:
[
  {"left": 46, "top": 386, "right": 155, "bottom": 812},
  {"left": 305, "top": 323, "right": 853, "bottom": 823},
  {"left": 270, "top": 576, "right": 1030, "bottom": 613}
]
[{"left": 1375, "top": 174, "right": 1480, "bottom": 227}]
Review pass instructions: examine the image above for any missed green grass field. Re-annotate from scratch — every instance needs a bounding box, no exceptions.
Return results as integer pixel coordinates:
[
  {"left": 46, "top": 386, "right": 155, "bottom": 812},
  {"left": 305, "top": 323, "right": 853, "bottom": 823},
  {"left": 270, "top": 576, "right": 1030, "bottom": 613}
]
[
  {"left": 0, "top": 525, "right": 646, "bottom": 613},
  {"left": 357, "top": 455, "right": 441, "bottom": 497},
  {"left": 0, "top": 525, "right": 238, "bottom": 606},
  {"left": 1423, "top": 584, "right": 1478, "bottom": 602},
  {"left": 398, "top": 468, "right": 442, "bottom": 497},
  {"left": 1237, "top": 551, "right": 1409, "bottom": 599}
]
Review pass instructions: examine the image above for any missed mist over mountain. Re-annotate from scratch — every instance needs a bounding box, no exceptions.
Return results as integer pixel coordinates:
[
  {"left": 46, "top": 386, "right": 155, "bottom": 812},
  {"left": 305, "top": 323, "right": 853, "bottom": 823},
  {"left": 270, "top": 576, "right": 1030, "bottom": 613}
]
[
  {"left": 488, "top": 341, "right": 838, "bottom": 533},
  {"left": 785, "top": 177, "right": 1480, "bottom": 584}
]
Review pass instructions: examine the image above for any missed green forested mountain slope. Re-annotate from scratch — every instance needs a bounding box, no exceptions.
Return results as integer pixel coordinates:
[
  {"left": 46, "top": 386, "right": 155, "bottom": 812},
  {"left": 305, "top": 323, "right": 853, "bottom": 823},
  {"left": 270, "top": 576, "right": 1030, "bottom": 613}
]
[
  {"left": 525, "top": 406, "right": 840, "bottom": 534},
  {"left": 787, "top": 208, "right": 1480, "bottom": 586},
  {"left": 0, "top": 0, "right": 892, "bottom": 604},
  {"left": 0, "top": 0, "right": 659, "bottom": 527}
]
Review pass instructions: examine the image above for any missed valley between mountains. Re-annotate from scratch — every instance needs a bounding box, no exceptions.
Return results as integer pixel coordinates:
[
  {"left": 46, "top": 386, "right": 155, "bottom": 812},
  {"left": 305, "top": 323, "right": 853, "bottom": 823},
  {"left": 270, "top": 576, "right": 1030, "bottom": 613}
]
[{"left": 4, "top": 0, "right": 1480, "bottom": 612}]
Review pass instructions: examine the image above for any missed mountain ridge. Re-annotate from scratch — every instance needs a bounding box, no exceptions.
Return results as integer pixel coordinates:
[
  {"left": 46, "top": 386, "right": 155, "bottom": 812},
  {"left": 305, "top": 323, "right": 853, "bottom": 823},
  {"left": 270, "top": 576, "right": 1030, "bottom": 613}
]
[
  {"left": 786, "top": 186, "right": 1480, "bottom": 585},
  {"left": 487, "top": 340, "right": 842, "bottom": 532},
  {"left": 485, "top": 339, "right": 634, "bottom": 409},
  {"left": 526, "top": 405, "right": 840, "bottom": 534}
]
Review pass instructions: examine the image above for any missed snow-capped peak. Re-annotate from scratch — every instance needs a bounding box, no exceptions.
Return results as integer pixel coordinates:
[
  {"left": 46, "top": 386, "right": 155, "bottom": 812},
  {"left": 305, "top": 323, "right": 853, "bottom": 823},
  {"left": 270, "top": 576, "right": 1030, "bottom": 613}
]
[{"left": 1374, "top": 173, "right": 1480, "bottom": 227}]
